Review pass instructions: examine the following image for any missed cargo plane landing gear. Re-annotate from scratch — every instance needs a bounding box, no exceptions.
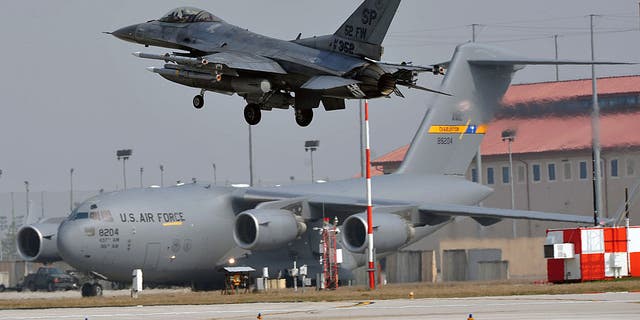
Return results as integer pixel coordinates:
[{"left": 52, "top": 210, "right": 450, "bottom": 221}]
[
  {"left": 295, "top": 108, "right": 313, "bottom": 127},
  {"left": 244, "top": 104, "right": 262, "bottom": 125}
]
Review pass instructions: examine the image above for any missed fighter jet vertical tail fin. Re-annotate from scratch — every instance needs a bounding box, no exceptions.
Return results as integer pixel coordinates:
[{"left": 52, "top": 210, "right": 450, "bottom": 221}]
[
  {"left": 334, "top": 0, "right": 401, "bottom": 46},
  {"left": 396, "top": 43, "right": 519, "bottom": 176},
  {"left": 292, "top": 0, "right": 400, "bottom": 59}
]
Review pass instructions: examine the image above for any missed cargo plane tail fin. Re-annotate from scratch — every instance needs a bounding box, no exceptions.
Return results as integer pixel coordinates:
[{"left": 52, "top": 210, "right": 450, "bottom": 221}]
[{"left": 396, "top": 43, "right": 627, "bottom": 176}]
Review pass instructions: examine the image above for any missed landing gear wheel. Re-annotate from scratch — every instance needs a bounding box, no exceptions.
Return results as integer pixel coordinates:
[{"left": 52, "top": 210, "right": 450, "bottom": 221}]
[
  {"left": 81, "top": 283, "right": 92, "bottom": 297},
  {"left": 193, "top": 95, "right": 204, "bottom": 109},
  {"left": 295, "top": 108, "right": 313, "bottom": 127},
  {"left": 244, "top": 104, "right": 262, "bottom": 125},
  {"left": 92, "top": 283, "right": 103, "bottom": 296}
]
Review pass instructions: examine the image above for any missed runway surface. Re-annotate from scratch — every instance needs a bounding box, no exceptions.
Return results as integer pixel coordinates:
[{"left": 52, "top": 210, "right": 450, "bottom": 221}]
[{"left": 1, "top": 292, "right": 638, "bottom": 320}]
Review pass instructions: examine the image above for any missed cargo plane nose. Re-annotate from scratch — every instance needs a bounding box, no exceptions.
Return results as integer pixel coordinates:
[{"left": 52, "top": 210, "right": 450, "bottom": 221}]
[{"left": 57, "top": 216, "right": 91, "bottom": 266}]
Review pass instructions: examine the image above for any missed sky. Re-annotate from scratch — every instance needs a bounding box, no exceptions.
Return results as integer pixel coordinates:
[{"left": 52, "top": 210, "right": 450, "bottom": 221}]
[{"left": 0, "top": 0, "right": 639, "bottom": 195}]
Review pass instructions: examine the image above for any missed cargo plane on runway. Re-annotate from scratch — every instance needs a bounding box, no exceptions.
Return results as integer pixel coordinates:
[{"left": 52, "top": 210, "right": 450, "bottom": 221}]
[
  {"left": 110, "top": 0, "right": 448, "bottom": 127},
  {"left": 17, "top": 43, "right": 621, "bottom": 296}
]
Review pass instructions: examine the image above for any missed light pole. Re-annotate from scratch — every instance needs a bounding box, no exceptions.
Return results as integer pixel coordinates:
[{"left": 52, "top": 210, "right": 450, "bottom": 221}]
[
  {"left": 502, "top": 129, "right": 516, "bottom": 238},
  {"left": 116, "top": 149, "right": 132, "bottom": 190},
  {"left": 160, "top": 164, "right": 164, "bottom": 187},
  {"left": 24, "top": 181, "right": 30, "bottom": 221},
  {"left": 139, "top": 167, "right": 144, "bottom": 188},
  {"left": 305, "top": 140, "right": 320, "bottom": 183},
  {"left": 212, "top": 163, "right": 217, "bottom": 186},
  {"left": 69, "top": 168, "right": 74, "bottom": 212},
  {"left": 590, "top": 14, "right": 603, "bottom": 225}
]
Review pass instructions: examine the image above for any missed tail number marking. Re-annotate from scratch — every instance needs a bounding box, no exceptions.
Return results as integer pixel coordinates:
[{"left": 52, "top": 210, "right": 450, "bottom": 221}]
[
  {"left": 331, "top": 38, "right": 355, "bottom": 54},
  {"left": 437, "top": 137, "right": 453, "bottom": 145}
]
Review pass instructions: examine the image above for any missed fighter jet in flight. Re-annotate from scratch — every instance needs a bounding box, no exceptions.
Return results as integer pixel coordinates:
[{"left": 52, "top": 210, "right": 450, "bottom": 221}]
[
  {"left": 18, "top": 43, "right": 619, "bottom": 296},
  {"left": 110, "top": 0, "right": 448, "bottom": 127}
]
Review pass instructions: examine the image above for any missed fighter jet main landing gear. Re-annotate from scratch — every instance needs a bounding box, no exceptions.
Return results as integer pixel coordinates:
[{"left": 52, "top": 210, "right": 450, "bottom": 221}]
[
  {"left": 244, "top": 104, "right": 262, "bottom": 125},
  {"left": 295, "top": 108, "right": 313, "bottom": 127}
]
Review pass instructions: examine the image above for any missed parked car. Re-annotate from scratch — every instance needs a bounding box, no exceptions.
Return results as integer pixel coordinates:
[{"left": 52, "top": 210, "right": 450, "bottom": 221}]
[{"left": 20, "top": 267, "right": 78, "bottom": 292}]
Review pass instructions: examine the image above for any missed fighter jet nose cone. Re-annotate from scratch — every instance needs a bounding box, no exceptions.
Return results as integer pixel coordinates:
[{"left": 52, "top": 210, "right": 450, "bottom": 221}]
[{"left": 112, "top": 24, "right": 138, "bottom": 42}]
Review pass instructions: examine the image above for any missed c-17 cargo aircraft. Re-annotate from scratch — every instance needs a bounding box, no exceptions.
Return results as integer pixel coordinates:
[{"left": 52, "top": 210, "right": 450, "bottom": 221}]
[
  {"left": 110, "top": 0, "right": 449, "bottom": 127},
  {"left": 17, "top": 43, "right": 618, "bottom": 296}
]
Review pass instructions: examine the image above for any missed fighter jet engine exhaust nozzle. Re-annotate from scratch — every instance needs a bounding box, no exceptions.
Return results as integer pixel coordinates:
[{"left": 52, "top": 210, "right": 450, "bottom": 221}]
[
  {"left": 341, "top": 212, "right": 414, "bottom": 254},
  {"left": 233, "top": 209, "right": 307, "bottom": 251},
  {"left": 356, "top": 64, "right": 397, "bottom": 97},
  {"left": 16, "top": 217, "right": 65, "bottom": 262}
]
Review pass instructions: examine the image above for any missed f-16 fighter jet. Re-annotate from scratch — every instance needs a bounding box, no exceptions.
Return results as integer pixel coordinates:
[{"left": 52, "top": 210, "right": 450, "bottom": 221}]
[{"left": 110, "top": 1, "right": 447, "bottom": 127}]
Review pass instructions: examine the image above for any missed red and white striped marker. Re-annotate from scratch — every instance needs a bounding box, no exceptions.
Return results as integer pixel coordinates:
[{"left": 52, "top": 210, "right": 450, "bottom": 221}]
[{"left": 364, "top": 99, "right": 375, "bottom": 290}]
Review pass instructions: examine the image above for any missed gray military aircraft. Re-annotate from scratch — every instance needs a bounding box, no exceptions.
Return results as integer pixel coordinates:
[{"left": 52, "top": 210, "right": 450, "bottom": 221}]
[
  {"left": 17, "top": 43, "right": 617, "bottom": 296},
  {"left": 110, "top": 1, "right": 448, "bottom": 127}
]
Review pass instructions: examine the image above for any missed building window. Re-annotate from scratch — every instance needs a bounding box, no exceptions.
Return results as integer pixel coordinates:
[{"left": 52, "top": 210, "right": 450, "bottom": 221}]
[
  {"left": 517, "top": 165, "right": 525, "bottom": 183},
  {"left": 579, "top": 161, "right": 588, "bottom": 180},
  {"left": 532, "top": 164, "right": 541, "bottom": 182},
  {"left": 548, "top": 163, "right": 556, "bottom": 181},
  {"left": 563, "top": 161, "right": 572, "bottom": 180},
  {"left": 627, "top": 158, "right": 635, "bottom": 177},
  {"left": 471, "top": 168, "right": 478, "bottom": 183},
  {"left": 502, "top": 166, "right": 510, "bottom": 184},
  {"left": 487, "top": 167, "right": 495, "bottom": 185},
  {"left": 611, "top": 159, "right": 619, "bottom": 177}
]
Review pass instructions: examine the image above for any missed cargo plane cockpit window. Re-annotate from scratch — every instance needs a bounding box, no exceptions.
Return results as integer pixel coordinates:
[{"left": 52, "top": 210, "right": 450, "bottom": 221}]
[
  {"left": 101, "top": 211, "right": 114, "bottom": 222},
  {"left": 69, "top": 212, "right": 89, "bottom": 220}
]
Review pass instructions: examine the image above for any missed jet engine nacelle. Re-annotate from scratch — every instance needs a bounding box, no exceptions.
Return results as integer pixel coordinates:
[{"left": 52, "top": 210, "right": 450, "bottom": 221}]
[
  {"left": 233, "top": 209, "right": 307, "bottom": 251},
  {"left": 16, "top": 217, "right": 66, "bottom": 262},
  {"left": 356, "top": 64, "right": 396, "bottom": 97},
  {"left": 341, "top": 212, "right": 414, "bottom": 254}
]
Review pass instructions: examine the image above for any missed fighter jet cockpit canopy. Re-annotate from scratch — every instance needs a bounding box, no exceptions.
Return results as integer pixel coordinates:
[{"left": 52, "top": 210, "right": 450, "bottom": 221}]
[{"left": 159, "top": 7, "right": 222, "bottom": 23}]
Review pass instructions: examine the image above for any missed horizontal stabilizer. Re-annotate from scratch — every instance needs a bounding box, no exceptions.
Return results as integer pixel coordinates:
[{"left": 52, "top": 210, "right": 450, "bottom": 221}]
[
  {"left": 301, "top": 75, "right": 360, "bottom": 90},
  {"left": 469, "top": 58, "right": 631, "bottom": 66},
  {"left": 402, "top": 83, "right": 451, "bottom": 96}
]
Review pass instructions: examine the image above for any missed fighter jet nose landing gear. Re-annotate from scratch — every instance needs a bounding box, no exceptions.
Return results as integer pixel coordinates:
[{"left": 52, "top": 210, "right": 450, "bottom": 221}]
[
  {"left": 244, "top": 104, "right": 262, "bottom": 125},
  {"left": 193, "top": 95, "right": 204, "bottom": 109},
  {"left": 295, "top": 108, "right": 313, "bottom": 127},
  {"left": 193, "top": 89, "right": 206, "bottom": 109}
]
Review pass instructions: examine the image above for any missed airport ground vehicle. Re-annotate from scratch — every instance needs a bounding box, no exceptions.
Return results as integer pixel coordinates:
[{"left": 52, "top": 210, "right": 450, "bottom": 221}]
[{"left": 20, "top": 267, "right": 78, "bottom": 292}]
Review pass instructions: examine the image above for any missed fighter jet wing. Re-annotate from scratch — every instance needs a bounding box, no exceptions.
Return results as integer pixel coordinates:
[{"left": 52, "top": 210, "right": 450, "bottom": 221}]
[
  {"left": 203, "top": 51, "right": 288, "bottom": 74},
  {"left": 236, "top": 189, "right": 597, "bottom": 225}
]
